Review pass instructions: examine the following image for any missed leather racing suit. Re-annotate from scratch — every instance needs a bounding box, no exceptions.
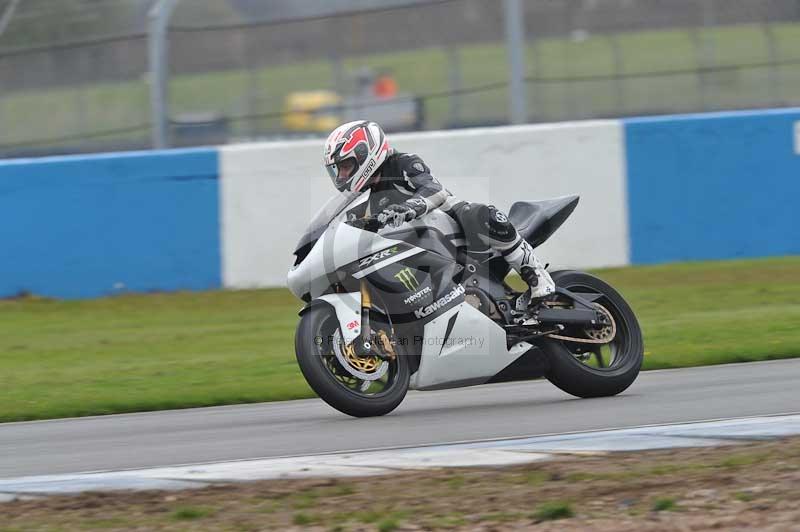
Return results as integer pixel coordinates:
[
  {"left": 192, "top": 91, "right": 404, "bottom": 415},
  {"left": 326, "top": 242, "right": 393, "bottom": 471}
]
[{"left": 370, "top": 151, "right": 555, "bottom": 299}]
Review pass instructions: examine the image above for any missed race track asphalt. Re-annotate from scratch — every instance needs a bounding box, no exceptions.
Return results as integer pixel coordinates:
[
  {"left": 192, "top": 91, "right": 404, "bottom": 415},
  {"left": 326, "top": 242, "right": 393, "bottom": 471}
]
[{"left": 1, "top": 359, "right": 798, "bottom": 478}]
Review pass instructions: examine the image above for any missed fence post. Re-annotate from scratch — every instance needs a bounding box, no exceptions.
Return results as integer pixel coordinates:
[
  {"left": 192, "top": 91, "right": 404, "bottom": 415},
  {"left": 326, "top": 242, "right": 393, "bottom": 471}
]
[
  {"left": 529, "top": 35, "right": 542, "bottom": 121},
  {"left": 764, "top": 21, "right": 782, "bottom": 106},
  {"left": 698, "top": 0, "right": 717, "bottom": 111},
  {"left": 504, "top": 0, "right": 527, "bottom": 124},
  {"left": 447, "top": 46, "right": 462, "bottom": 127},
  {"left": 0, "top": 0, "right": 18, "bottom": 140},
  {"left": 148, "top": 0, "right": 181, "bottom": 149},
  {"left": 610, "top": 35, "right": 626, "bottom": 117},
  {"left": 0, "top": 0, "right": 21, "bottom": 38}
]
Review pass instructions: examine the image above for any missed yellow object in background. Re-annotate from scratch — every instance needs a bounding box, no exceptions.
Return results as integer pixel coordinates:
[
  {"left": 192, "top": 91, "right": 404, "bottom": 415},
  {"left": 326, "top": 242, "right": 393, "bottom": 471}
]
[{"left": 283, "top": 90, "right": 342, "bottom": 132}]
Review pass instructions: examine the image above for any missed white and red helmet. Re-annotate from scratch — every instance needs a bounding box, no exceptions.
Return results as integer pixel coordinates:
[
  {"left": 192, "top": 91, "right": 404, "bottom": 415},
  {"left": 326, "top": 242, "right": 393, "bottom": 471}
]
[{"left": 324, "top": 120, "right": 390, "bottom": 193}]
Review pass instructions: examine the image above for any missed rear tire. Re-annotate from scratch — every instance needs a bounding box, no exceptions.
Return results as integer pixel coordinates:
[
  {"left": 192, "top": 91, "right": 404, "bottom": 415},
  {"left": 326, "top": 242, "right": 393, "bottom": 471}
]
[
  {"left": 295, "top": 305, "right": 409, "bottom": 417},
  {"left": 541, "top": 270, "right": 643, "bottom": 398}
]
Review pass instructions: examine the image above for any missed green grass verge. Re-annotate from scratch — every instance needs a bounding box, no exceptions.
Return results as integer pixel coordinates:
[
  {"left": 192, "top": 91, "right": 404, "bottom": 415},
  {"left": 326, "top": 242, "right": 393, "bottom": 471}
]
[
  {"left": 3, "top": 22, "right": 800, "bottom": 148},
  {"left": 1, "top": 256, "right": 798, "bottom": 422}
]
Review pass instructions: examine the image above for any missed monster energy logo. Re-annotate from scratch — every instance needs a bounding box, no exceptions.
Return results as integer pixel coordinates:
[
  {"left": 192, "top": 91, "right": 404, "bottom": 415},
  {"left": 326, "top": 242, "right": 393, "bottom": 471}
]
[{"left": 394, "top": 267, "right": 420, "bottom": 291}]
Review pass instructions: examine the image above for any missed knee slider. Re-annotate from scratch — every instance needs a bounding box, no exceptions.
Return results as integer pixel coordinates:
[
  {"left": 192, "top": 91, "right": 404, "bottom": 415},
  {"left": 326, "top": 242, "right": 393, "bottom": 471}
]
[{"left": 481, "top": 205, "right": 516, "bottom": 243}]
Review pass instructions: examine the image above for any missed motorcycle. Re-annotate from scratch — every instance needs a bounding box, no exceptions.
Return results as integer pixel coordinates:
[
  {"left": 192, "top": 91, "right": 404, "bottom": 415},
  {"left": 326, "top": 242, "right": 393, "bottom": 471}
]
[{"left": 287, "top": 190, "right": 643, "bottom": 417}]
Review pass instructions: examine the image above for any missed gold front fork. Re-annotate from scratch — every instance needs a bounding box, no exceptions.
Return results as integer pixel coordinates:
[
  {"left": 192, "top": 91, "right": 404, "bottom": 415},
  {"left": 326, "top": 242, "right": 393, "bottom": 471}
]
[
  {"left": 360, "top": 279, "right": 372, "bottom": 309},
  {"left": 357, "top": 279, "right": 396, "bottom": 361},
  {"left": 358, "top": 280, "right": 373, "bottom": 354}
]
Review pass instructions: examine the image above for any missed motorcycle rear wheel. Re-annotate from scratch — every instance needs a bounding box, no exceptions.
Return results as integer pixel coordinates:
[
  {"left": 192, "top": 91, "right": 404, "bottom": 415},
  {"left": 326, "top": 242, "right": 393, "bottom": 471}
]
[
  {"left": 540, "top": 270, "right": 644, "bottom": 398},
  {"left": 295, "top": 305, "right": 409, "bottom": 417}
]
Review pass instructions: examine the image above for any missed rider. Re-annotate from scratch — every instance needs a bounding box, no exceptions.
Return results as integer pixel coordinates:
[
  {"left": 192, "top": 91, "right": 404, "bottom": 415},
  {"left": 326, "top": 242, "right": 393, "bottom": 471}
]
[{"left": 323, "top": 120, "right": 555, "bottom": 303}]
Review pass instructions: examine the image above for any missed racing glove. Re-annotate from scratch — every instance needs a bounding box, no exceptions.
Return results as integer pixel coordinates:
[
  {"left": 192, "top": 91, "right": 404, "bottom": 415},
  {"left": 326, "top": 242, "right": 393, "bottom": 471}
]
[{"left": 377, "top": 202, "right": 420, "bottom": 228}]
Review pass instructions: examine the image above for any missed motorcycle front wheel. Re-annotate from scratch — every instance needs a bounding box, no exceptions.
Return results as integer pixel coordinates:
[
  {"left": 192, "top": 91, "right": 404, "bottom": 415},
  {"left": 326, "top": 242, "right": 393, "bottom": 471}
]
[
  {"left": 295, "top": 305, "right": 409, "bottom": 417},
  {"left": 540, "top": 270, "right": 644, "bottom": 398}
]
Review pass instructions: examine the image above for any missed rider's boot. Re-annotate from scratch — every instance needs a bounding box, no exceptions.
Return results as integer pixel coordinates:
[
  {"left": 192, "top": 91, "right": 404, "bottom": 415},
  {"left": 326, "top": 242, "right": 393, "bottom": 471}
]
[{"left": 504, "top": 238, "right": 555, "bottom": 310}]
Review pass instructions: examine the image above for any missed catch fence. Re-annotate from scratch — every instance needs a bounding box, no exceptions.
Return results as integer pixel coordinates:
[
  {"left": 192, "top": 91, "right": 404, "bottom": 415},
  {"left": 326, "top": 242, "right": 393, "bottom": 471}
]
[{"left": 1, "top": 0, "right": 799, "bottom": 157}]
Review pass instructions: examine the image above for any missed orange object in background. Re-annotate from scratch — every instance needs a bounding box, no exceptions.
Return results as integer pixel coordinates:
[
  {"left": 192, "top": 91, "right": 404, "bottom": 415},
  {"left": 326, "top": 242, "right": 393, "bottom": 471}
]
[{"left": 373, "top": 74, "right": 398, "bottom": 98}]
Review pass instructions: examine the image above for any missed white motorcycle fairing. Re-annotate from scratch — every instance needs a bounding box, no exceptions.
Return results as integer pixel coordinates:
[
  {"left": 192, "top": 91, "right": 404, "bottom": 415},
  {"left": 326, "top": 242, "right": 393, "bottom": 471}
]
[
  {"left": 288, "top": 219, "right": 420, "bottom": 300},
  {"left": 288, "top": 190, "right": 539, "bottom": 392},
  {"left": 409, "top": 302, "right": 534, "bottom": 390}
]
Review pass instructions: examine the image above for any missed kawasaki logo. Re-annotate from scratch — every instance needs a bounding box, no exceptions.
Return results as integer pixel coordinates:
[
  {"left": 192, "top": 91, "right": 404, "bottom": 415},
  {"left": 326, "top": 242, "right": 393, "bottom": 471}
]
[
  {"left": 394, "top": 267, "right": 420, "bottom": 291},
  {"left": 414, "top": 284, "right": 465, "bottom": 319},
  {"left": 359, "top": 246, "right": 399, "bottom": 268}
]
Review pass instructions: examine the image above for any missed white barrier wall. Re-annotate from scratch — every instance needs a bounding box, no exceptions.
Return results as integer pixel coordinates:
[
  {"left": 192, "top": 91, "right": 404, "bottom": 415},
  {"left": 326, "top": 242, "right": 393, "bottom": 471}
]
[{"left": 220, "top": 121, "right": 629, "bottom": 289}]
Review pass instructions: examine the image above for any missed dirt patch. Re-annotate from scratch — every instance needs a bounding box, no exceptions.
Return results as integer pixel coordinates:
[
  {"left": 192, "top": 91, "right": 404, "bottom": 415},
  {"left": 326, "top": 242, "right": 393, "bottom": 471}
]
[{"left": 3, "top": 438, "right": 800, "bottom": 531}]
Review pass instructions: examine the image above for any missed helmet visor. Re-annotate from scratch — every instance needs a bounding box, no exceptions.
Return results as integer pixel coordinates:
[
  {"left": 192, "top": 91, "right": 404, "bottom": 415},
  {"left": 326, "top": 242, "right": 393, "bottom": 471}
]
[{"left": 326, "top": 157, "right": 358, "bottom": 191}]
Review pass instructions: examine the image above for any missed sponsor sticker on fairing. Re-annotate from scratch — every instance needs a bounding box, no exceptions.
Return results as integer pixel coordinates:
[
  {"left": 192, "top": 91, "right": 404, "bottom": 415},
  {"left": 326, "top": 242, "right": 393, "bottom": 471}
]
[
  {"left": 413, "top": 284, "right": 465, "bottom": 318},
  {"left": 403, "top": 286, "right": 432, "bottom": 305},
  {"left": 359, "top": 246, "right": 399, "bottom": 267},
  {"left": 394, "top": 267, "right": 419, "bottom": 290}
]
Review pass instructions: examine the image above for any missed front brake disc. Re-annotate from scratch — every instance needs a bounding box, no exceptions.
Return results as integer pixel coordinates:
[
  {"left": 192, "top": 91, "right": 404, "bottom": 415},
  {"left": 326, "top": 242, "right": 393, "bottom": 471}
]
[{"left": 332, "top": 329, "right": 389, "bottom": 381}]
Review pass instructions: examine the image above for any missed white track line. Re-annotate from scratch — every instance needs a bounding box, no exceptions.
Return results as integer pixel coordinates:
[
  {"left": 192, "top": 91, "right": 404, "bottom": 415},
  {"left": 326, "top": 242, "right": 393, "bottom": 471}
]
[{"left": 1, "top": 413, "right": 799, "bottom": 499}]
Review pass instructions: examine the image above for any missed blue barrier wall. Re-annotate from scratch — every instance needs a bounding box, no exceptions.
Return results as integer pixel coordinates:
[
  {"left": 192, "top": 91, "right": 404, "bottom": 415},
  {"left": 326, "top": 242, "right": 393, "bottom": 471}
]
[
  {"left": 625, "top": 109, "right": 800, "bottom": 264},
  {"left": 0, "top": 148, "right": 221, "bottom": 299},
  {"left": 2, "top": 108, "right": 798, "bottom": 300}
]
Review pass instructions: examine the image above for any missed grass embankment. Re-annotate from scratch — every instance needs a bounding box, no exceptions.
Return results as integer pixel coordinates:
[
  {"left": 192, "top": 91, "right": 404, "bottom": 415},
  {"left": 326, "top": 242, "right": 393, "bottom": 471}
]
[
  {"left": 3, "top": 437, "right": 800, "bottom": 530},
  {"left": 3, "top": 22, "right": 800, "bottom": 148},
  {"left": 1, "top": 256, "right": 799, "bottom": 422}
]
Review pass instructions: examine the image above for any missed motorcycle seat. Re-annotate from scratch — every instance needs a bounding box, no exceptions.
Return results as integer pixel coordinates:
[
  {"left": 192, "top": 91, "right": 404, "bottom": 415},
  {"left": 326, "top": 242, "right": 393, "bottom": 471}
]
[{"left": 508, "top": 195, "right": 579, "bottom": 248}]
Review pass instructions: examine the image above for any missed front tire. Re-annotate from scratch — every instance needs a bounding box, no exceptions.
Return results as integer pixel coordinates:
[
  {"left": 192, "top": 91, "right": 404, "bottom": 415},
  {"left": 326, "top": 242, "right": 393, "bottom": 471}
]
[
  {"left": 541, "top": 270, "right": 643, "bottom": 398},
  {"left": 295, "top": 305, "right": 409, "bottom": 417}
]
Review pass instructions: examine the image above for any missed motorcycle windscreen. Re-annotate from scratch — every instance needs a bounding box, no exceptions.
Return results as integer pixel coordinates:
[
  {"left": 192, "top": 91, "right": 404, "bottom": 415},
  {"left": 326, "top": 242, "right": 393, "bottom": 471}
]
[{"left": 293, "top": 190, "right": 366, "bottom": 261}]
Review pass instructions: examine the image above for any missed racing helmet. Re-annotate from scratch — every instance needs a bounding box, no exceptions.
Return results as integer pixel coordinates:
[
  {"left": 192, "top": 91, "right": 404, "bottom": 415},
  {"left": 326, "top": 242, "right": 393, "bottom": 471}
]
[{"left": 323, "top": 120, "right": 390, "bottom": 193}]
